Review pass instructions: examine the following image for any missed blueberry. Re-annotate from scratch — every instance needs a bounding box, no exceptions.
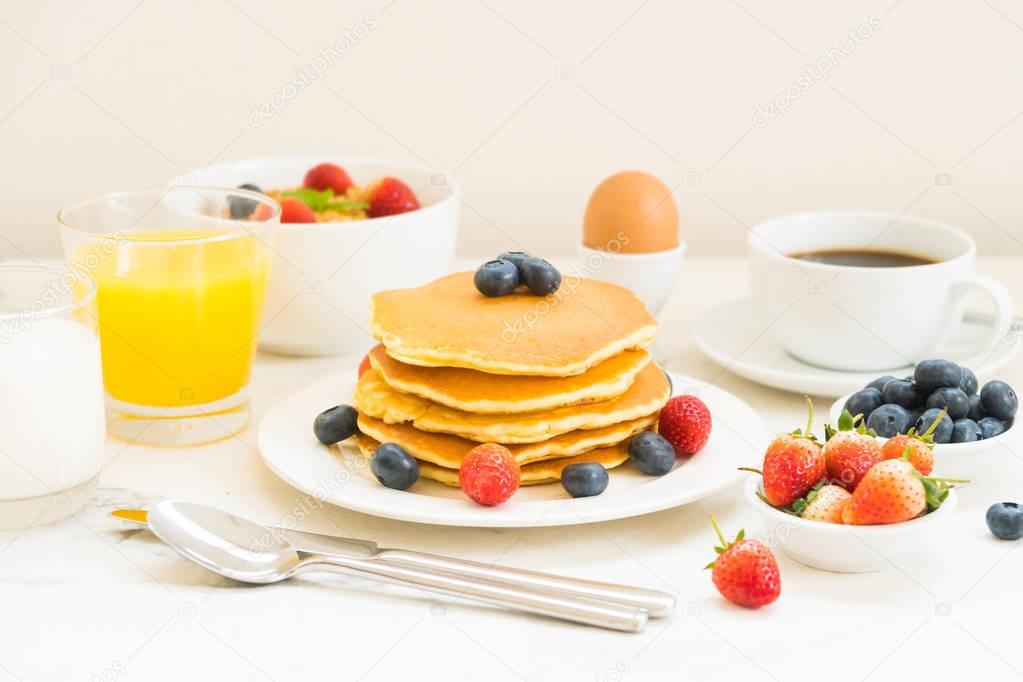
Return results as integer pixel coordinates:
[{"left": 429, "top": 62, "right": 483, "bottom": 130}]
[
  {"left": 865, "top": 375, "right": 897, "bottom": 392},
  {"left": 866, "top": 404, "right": 912, "bottom": 438},
  {"left": 925, "top": 387, "right": 970, "bottom": 420},
  {"left": 986, "top": 502, "right": 1023, "bottom": 540},
  {"left": 959, "top": 367, "right": 979, "bottom": 395},
  {"left": 914, "top": 359, "right": 962, "bottom": 393},
  {"left": 908, "top": 406, "right": 925, "bottom": 428},
  {"left": 519, "top": 257, "right": 562, "bottom": 296},
  {"left": 313, "top": 404, "right": 358, "bottom": 445},
  {"left": 915, "top": 407, "right": 954, "bottom": 443},
  {"left": 561, "top": 462, "right": 609, "bottom": 498},
  {"left": 628, "top": 432, "right": 676, "bottom": 475},
  {"left": 967, "top": 393, "right": 986, "bottom": 422},
  {"left": 950, "top": 419, "right": 982, "bottom": 443},
  {"left": 980, "top": 380, "right": 1018, "bottom": 420},
  {"left": 370, "top": 443, "right": 419, "bottom": 490},
  {"left": 497, "top": 251, "right": 530, "bottom": 270},
  {"left": 474, "top": 259, "right": 520, "bottom": 297},
  {"left": 229, "top": 183, "right": 263, "bottom": 219},
  {"left": 844, "top": 388, "right": 884, "bottom": 420},
  {"left": 883, "top": 379, "right": 925, "bottom": 408},
  {"left": 978, "top": 416, "right": 1007, "bottom": 440}
]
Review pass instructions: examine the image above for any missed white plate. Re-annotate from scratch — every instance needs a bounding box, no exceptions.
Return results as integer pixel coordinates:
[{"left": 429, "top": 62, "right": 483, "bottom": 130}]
[
  {"left": 257, "top": 366, "right": 766, "bottom": 528},
  {"left": 694, "top": 298, "right": 1019, "bottom": 397}
]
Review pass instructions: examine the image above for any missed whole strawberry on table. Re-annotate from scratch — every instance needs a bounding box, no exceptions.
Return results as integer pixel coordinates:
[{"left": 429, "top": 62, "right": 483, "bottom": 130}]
[
  {"left": 744, "top": 399, "right": 967, "bottom": 525},
  {"left": 706, "top": 516, "right": 780, "bottom": 609}
]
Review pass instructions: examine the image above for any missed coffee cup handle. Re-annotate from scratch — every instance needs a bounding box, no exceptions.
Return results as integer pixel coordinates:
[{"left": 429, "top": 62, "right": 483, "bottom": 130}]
[{"left": 923, "top": 273, "right": 1014, "bottom": 369}]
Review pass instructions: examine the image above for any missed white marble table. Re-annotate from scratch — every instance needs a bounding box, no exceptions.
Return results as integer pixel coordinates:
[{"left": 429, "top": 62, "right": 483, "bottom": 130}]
[{"left": 3, "top": 259, "right": 1021, "bottom": 682}]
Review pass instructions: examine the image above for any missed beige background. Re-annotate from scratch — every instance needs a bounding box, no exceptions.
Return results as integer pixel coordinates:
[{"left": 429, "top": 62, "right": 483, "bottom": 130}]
[{"left": 2, "top": 0, "right": 1022, "bottom": 260}]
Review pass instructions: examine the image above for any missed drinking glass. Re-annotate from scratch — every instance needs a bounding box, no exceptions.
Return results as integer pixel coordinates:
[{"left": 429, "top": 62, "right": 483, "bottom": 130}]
[
  {"left": 58, "top": 187, "right": 280, "bottom": 446},
  {"left": 0, "top": 265, "right": 104, "bottom": 528}
]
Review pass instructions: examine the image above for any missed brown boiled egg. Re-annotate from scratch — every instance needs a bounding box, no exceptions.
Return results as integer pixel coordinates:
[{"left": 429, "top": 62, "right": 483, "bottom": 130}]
[{"left": 583, "top": 171, "right": 679, "bottom": 253}]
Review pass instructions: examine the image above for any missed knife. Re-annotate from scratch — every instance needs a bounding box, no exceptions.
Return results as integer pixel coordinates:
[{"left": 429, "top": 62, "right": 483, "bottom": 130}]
[{"left": 111, "top": 508, "right": 675, "bottom": 618}]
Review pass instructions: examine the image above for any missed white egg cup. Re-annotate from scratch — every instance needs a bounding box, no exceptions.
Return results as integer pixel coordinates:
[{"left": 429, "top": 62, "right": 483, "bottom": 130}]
[
  {"left": 574, "top": 242, "right": 686, "bottom": 317},
  {"left": 743, "top": 476, "right": 957, "bottom": 573}
]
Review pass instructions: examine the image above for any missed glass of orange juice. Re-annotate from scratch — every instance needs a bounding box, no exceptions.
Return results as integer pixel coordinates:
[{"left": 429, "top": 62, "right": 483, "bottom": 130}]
[{"left": 58, "top": 187, "right": 280, "bottom": 446}]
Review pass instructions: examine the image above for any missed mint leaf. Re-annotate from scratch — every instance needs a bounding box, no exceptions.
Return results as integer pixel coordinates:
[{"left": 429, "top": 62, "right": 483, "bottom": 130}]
[
  {"left": 281, "top": 188, "right": 335, "bottom": 211},
  {"left": 280, "top": 188, "right": 368, "bottom": 215},
  {"left": 324, "top": 199, "right": 369, "bottom": 213}
]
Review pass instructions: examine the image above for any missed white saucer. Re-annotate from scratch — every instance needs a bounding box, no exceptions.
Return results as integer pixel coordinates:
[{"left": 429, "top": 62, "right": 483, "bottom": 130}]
[
  {"left": 257, "top": 365, "right": 765, "bottom": 528},
  {"left": 694, "top": 298, "right": 1019, "bottom": 397}
]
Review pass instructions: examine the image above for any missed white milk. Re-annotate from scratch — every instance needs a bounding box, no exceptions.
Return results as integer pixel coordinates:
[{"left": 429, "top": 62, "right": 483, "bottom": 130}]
[{"left": 0, "top": 318, "right": 106, "bottom": 500}]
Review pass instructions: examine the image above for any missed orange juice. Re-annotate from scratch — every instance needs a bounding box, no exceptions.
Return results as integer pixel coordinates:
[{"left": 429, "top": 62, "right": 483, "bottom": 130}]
[{"left": 78, "top": 230, "right": 271, "bottom": 408}]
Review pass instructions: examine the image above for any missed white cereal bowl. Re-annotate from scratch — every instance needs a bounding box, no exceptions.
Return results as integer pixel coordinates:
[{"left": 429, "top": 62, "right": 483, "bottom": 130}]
[
  {"left": 575, "top": 243, "right": 685, "bottom": 316},
  {"left": 829, "top": 393, "right": 1017, "bottom": 480},
  {"left": 743, "top": 475, "right": 957, "bottom": 573},
  {"left": 176, "top": 156, "right": 458, "bottom": 356}
]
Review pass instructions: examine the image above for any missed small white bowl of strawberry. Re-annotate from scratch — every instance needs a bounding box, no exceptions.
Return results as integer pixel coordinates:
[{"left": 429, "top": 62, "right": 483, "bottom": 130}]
[
  {"left": 178, "top": 156, "right": 458, "bottom": 356},
  {"left": 743, "top": 400, "right": 964, "bottom": 573}
]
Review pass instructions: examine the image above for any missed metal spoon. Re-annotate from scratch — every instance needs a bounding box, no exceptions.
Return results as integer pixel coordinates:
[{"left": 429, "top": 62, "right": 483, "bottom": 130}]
[
  {"left": 147, "top": 500, "right": 649, "bottom": 632},
  {"left": 113, "top": 506, "right": 675, "bottom": 618}
]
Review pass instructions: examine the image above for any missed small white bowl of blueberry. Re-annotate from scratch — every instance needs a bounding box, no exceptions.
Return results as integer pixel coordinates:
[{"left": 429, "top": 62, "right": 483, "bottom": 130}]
[{"left": 830, "top": 359, "right": 1017, "bottom": 470}]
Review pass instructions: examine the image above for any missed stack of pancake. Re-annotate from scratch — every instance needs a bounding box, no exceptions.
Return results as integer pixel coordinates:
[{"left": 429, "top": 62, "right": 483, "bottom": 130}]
[{"left": 353, "top": 271, "right": 670, "bottom": 486}]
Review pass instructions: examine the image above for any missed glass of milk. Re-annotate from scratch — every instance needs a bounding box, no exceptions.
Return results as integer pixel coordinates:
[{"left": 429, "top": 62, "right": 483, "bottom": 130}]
[{"left": 0, "top": 266, "right": 105, "bottom": 528}]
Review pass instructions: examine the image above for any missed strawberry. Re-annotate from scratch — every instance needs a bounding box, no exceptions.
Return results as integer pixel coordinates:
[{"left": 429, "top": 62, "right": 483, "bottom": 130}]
[
  {"left": 842, "top": 458, "right": 965, "bottom": 525},
  {"left": 799, "top": 483, "right": 851, "bottom": 523},
  {"left": 823, "top": 410, "right": 882, "bottom": 491},
  {"left": 879, "top": 408, "right": 945, "bottom": 476},
  {"left": 657, "top": 395, "right": 712, "bottom": 456},
  {"left": 459, "top": 443, "right": 520, "bottom": 506},
  {"left": 743, "top": 398, "right": 824, "bottom": 507},
  {"left": 358, "top": 354, "right": 371, "bottom": 378},
  {"left": 252, "top": 203, "right": 274, "bottom": 221},
  {"left": 366, "top": 177, "right": 420, "bottom": 217},
  {"left": 705, "top": 516, "right": 780, "bottom": 608},
  {"left": 279, "top": 197, "right": 317, "bottom": 223},
  {"left": 304, "top": 162, "right": 353, "bottom": 195}
]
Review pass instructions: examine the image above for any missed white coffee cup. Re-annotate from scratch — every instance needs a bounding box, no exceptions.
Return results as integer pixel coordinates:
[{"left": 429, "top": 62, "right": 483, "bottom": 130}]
[{"left": 747, "top": 211, "right": 1014, "bottom": 372}]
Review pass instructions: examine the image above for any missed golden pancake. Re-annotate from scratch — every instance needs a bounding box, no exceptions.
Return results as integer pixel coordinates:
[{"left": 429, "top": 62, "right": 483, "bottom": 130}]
[
  {"left": 368, "top": 344, "right": 651, "bottom": 414},
  {"left": 355, "top": 362, "right": 669, "bottom": 443},
  {"left": 368, "top": 272, "right": 657, "bottom": 376},
  {"left": 354, "top": 434, "right": 632, "bottom": 486},
  {"left": 357, "top": 412, "right": 655, "bottom": 468}
]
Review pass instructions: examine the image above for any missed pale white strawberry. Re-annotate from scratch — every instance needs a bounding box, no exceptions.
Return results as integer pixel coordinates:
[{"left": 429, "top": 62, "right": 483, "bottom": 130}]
[{"left": 800, "top": 484, "right": 852, "bottom": 524}]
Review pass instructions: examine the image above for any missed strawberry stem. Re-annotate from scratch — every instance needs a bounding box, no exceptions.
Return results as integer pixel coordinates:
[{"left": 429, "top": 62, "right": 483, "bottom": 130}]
[
  {"left": 924, "top": 476, "right": 970, "bottom": 484},
  {"left": 710, "top": 515, "right": 726, "bottom": 547},
  {"left": 737, "top": 466, "right": 763, "bottom": 475},
  {"left": 921, "top": 408, "right": 948, "bottom": 439},
  {"left": 804, "top": 396, "right": 814, "bottom": 437}
]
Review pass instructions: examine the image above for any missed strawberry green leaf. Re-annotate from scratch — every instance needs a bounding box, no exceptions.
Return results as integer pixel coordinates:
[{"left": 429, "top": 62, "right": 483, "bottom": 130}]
[
  {"left": 782, "top": 480, "right": 824, "bottom": 516},
  {"left": 914, "top": 471, "right": 969, "bottom": 512},
  {"left": 827, "top": 409, "right": 877, "bottom": 439}
]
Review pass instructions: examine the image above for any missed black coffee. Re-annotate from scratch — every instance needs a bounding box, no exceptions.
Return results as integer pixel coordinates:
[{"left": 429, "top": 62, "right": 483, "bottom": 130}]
[{"left": 789, "top": 249, "right": 937, "bottom": 268}]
